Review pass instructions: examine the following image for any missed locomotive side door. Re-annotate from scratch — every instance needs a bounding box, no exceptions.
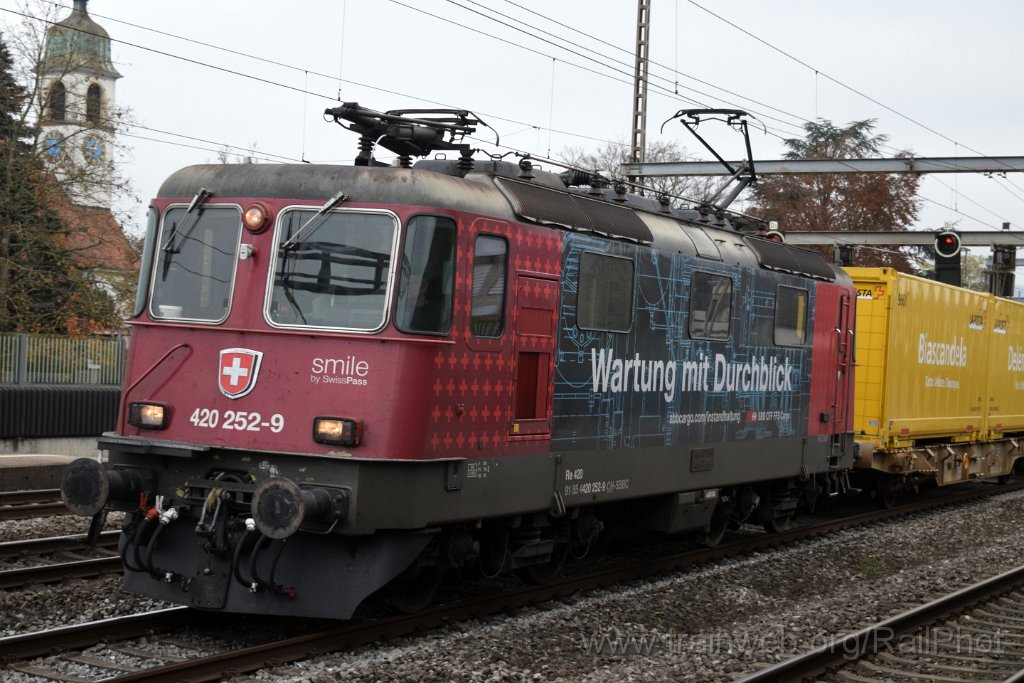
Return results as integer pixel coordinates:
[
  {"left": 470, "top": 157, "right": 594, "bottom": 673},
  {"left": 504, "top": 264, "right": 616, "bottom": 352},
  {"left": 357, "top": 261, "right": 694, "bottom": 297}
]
[
  {"left": 833, "top": 292, "right": 853, "bottom": 431},
  {"left": 509, "top": 275, "right": 559, "bottom": 437}
]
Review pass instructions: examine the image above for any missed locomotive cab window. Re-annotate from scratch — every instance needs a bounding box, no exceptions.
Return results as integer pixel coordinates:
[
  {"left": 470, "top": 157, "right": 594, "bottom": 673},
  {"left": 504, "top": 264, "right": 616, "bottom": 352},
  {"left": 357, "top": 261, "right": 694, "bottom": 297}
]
[
  {"left": 395, "top": 216, "right": 456, "bottom": 335},
  {"left": 471, "top": 235, "right": 507, "bottom": 337},
  {"left": 150, "top": 205, "right": 242, "bottom": 323},
  {"left": 577, "top": 252, "right": 634, "bottom": 332},
  {"left": 774, "top": 285, "right": 808, "bottom": 346},
  {"left": 689, "top": 271, "right": 732, "bottom": 340},
  {"left": 269, "top": 208, "right": 397, "bottom": 331}
]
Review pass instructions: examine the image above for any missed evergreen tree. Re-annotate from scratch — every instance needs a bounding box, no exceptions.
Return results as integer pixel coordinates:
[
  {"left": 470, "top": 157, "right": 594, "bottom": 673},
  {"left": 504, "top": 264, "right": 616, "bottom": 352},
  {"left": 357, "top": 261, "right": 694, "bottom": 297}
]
[{"left": 0, "top": 33, "right": 119, "bottom": 333}]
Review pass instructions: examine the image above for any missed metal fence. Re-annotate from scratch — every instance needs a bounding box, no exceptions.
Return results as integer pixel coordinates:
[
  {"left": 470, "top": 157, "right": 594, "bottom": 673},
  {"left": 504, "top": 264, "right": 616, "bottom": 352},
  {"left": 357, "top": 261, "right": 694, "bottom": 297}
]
[{"left": 0, "top": 333, "right": 126, "bottom": 385}]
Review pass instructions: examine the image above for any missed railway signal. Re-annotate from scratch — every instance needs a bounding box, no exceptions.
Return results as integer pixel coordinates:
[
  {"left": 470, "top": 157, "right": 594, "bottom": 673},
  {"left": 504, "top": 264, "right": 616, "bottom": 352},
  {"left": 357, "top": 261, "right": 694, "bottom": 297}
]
[
  {"left": 933, "top": 230, "right": 962, "bottom": 286},
  {"left": 763, "top": 221, "right": 784, "bottom": 243},
  {"left": 834, "top": 244, "right": 854, "bottom": 266},
  {"left": 990, "top": 245, "right": 1017, "bottom": 298}
]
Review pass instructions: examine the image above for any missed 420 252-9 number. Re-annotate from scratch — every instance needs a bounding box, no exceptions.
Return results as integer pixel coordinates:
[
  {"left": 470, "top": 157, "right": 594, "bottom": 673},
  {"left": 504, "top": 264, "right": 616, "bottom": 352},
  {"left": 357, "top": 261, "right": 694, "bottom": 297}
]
[{"left": 189, "top": 408, "right": 284, "bottom": 433}]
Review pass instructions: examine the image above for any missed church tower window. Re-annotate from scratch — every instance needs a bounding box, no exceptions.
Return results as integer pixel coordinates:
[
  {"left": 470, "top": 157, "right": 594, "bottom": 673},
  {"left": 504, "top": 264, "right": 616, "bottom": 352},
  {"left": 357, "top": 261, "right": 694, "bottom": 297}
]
[
  {"left": 49, "top": 81, "right": 66, "bottom": 121},
  {"left": 86, "top": 83, "right": 102, "bottom": 124}
]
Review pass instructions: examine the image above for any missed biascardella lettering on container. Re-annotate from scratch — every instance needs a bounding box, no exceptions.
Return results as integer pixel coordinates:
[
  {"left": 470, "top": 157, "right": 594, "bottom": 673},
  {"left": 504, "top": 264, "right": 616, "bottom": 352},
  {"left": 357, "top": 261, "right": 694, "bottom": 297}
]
[
  {"left": 589, "top": 348, "right": 794, "bottom": 403},
  {"left": 310, "top": 355, "right": 369, "bottom": 386},
  {"left": 917, "top": 334, "right": 968, "bottom": 368}
]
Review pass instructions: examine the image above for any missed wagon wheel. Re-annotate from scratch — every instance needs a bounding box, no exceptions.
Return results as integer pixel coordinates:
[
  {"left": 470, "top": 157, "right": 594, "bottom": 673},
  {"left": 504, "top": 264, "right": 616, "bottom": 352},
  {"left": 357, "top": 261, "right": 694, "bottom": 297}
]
[
  {"left": 997, "top": 474, "right": 1012, "bottom": 485},
  {"left": 875, "top": 478, "right": 896, "bottom": 510},
  {"left": 515, "top": 542, "right": 569, "bottom": 585},
  {"left": 388, "top": 564, "right": 444, "bottom": 614}
]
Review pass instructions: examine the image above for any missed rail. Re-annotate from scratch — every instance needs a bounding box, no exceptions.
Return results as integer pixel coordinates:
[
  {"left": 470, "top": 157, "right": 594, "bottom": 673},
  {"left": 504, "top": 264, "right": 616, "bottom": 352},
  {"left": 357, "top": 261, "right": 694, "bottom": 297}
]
[
  {"left": 0, "top": 530, "right": 119, "bottom": 561},
  {"left": 737, "top": 565, "right": 1024, "bottom": 682},
  {"left": 0, "top": 489, "right": 68, "bottom": 521},
  {"left": 2, "top": 479, "right": 1019, "bottom": 681}
]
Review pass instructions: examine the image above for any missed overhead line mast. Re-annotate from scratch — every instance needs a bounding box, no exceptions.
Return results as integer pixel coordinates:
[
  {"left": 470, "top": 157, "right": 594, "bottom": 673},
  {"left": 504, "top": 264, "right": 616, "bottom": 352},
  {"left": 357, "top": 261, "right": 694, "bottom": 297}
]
[{"left": 628, "top": 0, "right": 651, "bottom": 192}]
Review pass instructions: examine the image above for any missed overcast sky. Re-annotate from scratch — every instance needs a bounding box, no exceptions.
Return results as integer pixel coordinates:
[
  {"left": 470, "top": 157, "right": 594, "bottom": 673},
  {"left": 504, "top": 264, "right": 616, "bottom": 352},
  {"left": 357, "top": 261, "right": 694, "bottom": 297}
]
[{"left": 4, "top": 0, "right": 1023, "bottom": 253}]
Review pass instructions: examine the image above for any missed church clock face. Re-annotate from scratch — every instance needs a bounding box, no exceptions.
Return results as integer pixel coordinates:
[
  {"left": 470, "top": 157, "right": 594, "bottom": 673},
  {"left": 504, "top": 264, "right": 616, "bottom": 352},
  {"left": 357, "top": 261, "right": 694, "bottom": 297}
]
[
  {"left": 43, "top": 131, "right": 64, "bottom": 159},
  {"left": 82, "top": 135, "right": 107, "bottom": 163}
]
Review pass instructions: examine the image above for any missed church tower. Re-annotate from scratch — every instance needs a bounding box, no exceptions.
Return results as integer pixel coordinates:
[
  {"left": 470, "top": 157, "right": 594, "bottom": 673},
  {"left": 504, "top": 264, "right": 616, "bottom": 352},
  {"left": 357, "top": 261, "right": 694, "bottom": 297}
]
[{"left": 39, "top": 0, "right": 121, "bottom": 209}]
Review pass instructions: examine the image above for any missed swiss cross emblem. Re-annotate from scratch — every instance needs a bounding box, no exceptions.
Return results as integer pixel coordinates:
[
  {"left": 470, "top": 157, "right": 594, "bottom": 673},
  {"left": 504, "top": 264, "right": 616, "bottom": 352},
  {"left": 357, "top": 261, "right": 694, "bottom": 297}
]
[{"left": 218, "top": 348, "right": 263, "bottom": 399}]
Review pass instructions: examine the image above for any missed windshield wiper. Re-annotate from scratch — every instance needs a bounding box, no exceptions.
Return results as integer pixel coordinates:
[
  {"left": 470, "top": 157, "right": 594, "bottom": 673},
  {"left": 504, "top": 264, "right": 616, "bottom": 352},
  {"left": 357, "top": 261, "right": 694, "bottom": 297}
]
[
  {"left": 163, "top": 187, "right": 212, "bottom": 253},
  {"left": 280, "top": 190, "right": 348, "bottom": 251}
]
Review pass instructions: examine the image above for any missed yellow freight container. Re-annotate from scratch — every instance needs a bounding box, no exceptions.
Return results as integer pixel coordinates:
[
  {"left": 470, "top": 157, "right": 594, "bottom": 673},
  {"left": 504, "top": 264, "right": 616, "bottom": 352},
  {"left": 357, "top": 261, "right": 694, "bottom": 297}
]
[
  {"left": 986, "top": 296, "right": 1024, "bottom": 438},
  {"left": 847, "top": 268, "right": 989, "bottom": 449}
]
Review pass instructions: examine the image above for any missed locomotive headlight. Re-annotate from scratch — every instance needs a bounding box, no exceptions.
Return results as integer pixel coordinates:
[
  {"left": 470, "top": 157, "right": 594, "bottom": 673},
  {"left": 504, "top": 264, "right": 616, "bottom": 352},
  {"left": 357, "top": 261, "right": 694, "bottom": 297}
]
[
  {"left": 128, "top": 402, "right": 168, "bottom": 429},
  {"left": 314, "top": 417, "right": 361, "bottom": 446},
  {"left": 243, "top": 202, "right": 272, "bottom": 233}
]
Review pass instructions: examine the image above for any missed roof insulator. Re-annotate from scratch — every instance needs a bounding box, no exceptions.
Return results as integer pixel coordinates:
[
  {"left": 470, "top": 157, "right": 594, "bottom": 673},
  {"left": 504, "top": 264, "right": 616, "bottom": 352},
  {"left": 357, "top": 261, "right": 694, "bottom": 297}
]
[
  {"left": 658, "top": 194, "right": 671, "bottom": 213},
  {"left": 613, "top": 182, "right": 628, "bottom": 203},
  {"left": 518, "top": 158, "right": 535, "bottom": 180}
]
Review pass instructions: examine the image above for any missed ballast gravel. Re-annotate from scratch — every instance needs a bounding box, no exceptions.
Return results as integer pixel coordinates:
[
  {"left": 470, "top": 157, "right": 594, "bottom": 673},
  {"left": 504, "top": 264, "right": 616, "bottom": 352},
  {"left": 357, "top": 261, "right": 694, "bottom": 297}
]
[{"left": 2, "top": 491, "right": 1024, "bottom": 682}]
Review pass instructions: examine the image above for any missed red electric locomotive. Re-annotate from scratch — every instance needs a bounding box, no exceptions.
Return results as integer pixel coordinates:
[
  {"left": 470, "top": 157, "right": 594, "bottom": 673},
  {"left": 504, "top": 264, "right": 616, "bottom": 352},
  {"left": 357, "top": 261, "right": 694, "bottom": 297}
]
[{"left": 61, "top": 104, "right": 855, "bottom": 619}]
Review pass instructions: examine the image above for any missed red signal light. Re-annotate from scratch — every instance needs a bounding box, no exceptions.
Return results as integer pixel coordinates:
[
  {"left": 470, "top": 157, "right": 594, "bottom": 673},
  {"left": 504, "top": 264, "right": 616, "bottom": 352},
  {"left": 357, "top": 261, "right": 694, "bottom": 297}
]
[{"left": 934, "top": 230, "right": 961, "bottom": 258}]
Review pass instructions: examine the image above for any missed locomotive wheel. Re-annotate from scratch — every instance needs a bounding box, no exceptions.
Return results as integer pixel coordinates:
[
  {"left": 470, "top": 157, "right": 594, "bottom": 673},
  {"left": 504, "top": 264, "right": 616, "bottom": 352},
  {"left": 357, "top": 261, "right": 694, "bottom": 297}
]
[
  {"left": 515, "top": 542, "right": 568, "bottom": 585},
  {"left": 703, "top": 505, "right": 728, "bottom": 547},
  {"left": 388, "top": 565, "right": 444, "bottom": 614},
  {"left": 761, "top": 512, "right": 791, "bottom": 534},
  {"left": 758, "top": 489, "right": 794, "bottom": 534}
]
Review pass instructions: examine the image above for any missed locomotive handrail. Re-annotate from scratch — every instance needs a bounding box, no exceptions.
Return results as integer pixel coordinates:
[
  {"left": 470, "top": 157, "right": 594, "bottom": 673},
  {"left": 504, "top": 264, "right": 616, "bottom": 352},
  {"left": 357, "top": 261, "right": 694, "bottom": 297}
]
[{"left": 117, "top": 343, "right": 190, "bottom": 433}]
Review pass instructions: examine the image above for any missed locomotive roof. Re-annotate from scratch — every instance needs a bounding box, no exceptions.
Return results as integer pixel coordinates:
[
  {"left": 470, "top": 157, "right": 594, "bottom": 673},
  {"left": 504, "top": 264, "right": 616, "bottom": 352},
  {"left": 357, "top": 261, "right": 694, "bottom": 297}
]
[
  {"left": 157, "top": 162, "right": 842, "bottom": 282},
  {"left": 157, "top": 163, "right": 518, "bottom": 221}
]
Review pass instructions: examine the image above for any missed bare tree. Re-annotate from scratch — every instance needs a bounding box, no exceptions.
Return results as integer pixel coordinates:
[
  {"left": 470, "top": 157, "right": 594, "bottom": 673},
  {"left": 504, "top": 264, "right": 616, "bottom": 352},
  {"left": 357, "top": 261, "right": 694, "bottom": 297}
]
[{"left": 560, "top": 138, "right": 719, "bottom": 207}]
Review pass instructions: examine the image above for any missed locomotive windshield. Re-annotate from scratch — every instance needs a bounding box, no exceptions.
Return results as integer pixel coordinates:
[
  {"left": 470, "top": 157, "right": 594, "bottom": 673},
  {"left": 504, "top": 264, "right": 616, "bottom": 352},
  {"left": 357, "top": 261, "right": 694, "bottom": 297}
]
[
  {"left": 269, "top": 209, "right": 397, "bottom": 330},
  {"left": 150, "top": 205, "right": 241, "bottom": 322}
]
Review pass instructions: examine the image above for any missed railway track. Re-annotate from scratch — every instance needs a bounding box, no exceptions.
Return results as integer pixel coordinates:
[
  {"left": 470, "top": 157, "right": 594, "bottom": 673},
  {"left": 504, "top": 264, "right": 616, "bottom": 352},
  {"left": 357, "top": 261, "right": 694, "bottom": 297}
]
[
  {"left": 737, "top": 565, "right": 1024, "bottom": 682},
  {"left": 0, "top": 489, "right": 68, "bottom": 520},
  {"left": 0, "top": 531, "right": 121, "bottom": 589},
  {"left": 1, "top": 479, "right": 1021, "bottom": 682}
]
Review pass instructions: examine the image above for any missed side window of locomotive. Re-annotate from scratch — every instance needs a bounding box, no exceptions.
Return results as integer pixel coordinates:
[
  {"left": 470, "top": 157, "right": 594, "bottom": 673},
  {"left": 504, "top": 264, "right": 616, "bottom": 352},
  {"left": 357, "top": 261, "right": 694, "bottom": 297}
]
[
  {"left": 270, "top": 209, "right": 396, "bottom": 330},
  {"left": 774, "top": 286, "right": 808, "bottom": 346},
  {"left": 689, "top": 271, "right": 732, "bottom": 340},
  {"left": 471, "top": 235, "right": 507, "bottom": 337},
  {"left": 577, "top": 252, "right": 634, "bottom": 332},
  {"left": 150, "top": 206, "right": 241, "bottom": 323},
  {"left": 134, "top": 206, "right": 159, "bottom": 318},
  {"left": 395, "top": 216, "right": 456, "bottom": 335}
]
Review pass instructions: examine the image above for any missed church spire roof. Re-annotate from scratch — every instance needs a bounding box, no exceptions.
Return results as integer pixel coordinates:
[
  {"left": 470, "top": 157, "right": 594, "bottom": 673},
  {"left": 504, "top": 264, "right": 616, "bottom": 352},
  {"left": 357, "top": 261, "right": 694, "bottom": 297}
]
[{"left": 43, "top": 0, "right": 121, "bottom": 78}]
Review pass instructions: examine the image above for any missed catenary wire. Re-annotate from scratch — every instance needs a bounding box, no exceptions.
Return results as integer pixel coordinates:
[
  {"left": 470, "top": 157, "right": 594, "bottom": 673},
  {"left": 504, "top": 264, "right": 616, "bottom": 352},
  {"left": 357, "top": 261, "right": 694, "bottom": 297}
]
[{"left": 12, "top": 2, "right": 1015, "bottom": 229}]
